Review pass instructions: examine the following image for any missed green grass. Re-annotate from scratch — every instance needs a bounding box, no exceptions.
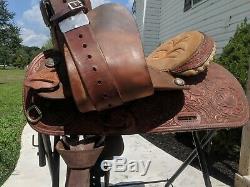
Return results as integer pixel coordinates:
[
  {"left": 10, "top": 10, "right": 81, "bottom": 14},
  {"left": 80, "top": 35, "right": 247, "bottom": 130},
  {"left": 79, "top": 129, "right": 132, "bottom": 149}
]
[{"left": 0, "top": 69, "right": 25, "bottom": 186}]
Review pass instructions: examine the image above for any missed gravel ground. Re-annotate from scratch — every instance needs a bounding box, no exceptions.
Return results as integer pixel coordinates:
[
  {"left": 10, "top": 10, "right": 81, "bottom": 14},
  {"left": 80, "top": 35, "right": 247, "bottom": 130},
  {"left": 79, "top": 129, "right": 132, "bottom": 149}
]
[{"left": 142, "top": 133, "right": 238, "bottom": 186}]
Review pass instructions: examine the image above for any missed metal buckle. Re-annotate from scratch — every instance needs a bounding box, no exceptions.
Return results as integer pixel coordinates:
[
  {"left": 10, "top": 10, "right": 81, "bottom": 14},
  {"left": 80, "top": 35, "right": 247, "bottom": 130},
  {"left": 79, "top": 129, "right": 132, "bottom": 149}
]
[
  {"left": 26, "top": 105, "right": 42, "bottom": 123},
  {"left": 59, "top": 11, "right": 89, "bottom": 33},
  {"left": 68, "top": 0, "right": 84, "bottom": 10}
]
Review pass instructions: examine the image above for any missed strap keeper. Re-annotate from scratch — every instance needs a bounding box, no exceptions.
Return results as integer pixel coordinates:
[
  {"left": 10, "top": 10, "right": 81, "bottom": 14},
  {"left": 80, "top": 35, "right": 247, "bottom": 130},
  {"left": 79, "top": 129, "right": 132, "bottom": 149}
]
[{"left": 50, "top": 6, "right": 88, "bottom": 24}]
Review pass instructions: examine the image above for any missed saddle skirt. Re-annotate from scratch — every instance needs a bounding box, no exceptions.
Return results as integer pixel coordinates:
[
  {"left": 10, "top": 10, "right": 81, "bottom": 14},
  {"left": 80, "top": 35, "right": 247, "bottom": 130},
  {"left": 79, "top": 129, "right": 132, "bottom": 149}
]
[{"left": 23, "top": 1, "right": 249, "bottom": 135}]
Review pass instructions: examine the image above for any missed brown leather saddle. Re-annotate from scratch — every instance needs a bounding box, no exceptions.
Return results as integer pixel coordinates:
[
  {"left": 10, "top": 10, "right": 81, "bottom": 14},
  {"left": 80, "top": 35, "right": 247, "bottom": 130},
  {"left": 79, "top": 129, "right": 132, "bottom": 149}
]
[
  {"left": 23, "top": 0, "right": 249, "bottom": 136},
  {"left": 22, "top": 1, "right": 249, "bottom": 186}
]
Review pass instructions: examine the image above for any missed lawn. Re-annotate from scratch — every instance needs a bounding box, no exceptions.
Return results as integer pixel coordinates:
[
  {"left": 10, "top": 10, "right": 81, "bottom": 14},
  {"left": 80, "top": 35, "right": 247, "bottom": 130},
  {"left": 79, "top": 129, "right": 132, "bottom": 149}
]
[{"left": 0, "top": 69, "right": 25, "bottom": 186}]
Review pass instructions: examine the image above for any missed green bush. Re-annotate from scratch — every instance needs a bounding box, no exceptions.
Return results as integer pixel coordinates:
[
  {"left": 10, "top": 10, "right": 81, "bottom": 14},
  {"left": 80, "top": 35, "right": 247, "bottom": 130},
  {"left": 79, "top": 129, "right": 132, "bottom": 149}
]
[
  {"left": 212, "top": 19, "right": 250, "bottom": 158},
  {"left": 217, "top": 18, "right": 250, "bottom": 90}
]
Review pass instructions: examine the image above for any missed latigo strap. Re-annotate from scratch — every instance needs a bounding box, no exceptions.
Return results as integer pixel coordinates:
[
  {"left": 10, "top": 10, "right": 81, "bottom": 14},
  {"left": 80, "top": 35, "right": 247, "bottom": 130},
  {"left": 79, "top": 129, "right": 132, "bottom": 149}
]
[{"left": 40, "top": 0, "right": 154, "bottom": 113}]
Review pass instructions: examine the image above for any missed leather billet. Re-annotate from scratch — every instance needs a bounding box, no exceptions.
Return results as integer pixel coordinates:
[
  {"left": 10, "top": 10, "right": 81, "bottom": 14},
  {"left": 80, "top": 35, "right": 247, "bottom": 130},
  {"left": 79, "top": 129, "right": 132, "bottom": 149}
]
[{"left": 38, "top": 0, "right": 155, "bottom": 113}]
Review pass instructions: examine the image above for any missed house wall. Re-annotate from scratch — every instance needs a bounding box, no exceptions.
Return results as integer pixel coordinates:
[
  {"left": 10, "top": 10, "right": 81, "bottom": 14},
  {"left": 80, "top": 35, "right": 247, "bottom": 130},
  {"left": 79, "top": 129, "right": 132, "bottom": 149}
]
[
  {"left": 133, "top": 0, "right": 145, "bottom": 36},
  {"left": 143, "top": 0, "right": 161, "bottom": 55},
  {"left": 160, "top": 0, "right": 250, "bottom": 54},
  {"left": 134, "top": 0, "right": 250, "bottom": 55},
  {"left": 134, "top": 0, "right": 161, "bottom": 55}
]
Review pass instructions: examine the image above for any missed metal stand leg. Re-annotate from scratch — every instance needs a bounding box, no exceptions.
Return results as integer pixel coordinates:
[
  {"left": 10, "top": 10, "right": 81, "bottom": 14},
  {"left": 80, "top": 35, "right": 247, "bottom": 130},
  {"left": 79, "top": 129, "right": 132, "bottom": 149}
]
[
  {"left": 53, "top": 136, "right": 60, "bottom": 187},
  {"left": 165, "top": 131, "right": 216, "bottom": 187},
  {"left": 192, "top": 132, "right": 212, "bottom": 187},
  {"left": 38, "top": 133, "right": 46, "bottom": 167},
  {"left": 104, "top": 171, "right": 110, "bottom": 187},
  {"left": 41, "top": 135, "right": 60, "bottom": 187}
]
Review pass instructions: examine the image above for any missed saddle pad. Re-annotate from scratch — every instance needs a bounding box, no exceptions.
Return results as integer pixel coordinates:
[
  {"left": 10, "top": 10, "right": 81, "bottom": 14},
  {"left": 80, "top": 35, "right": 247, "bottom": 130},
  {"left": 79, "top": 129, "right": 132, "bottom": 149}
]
[{"left": 23, "top": 61, "right": 249, "bottom": 135}]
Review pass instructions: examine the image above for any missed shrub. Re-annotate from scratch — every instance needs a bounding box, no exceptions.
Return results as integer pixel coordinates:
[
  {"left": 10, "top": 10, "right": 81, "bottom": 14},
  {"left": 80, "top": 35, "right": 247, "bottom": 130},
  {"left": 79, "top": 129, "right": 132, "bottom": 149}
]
[{"left": 217, "top": 18, "right": 250, "bottom": 90}]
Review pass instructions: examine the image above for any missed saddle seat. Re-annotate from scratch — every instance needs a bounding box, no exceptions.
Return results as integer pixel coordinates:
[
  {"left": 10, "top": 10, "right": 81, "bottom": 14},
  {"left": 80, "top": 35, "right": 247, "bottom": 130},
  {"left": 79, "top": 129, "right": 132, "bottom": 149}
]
[{"left": 23, "top": 3, "right": 249, "bottom": 136}]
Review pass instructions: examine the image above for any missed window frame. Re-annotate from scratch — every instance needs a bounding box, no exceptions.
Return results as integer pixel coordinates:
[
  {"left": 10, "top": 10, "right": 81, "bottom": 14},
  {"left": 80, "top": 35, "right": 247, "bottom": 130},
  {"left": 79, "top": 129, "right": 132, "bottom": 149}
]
[{"left": 184, "top": 0, "right": 206, "bottom": 12}]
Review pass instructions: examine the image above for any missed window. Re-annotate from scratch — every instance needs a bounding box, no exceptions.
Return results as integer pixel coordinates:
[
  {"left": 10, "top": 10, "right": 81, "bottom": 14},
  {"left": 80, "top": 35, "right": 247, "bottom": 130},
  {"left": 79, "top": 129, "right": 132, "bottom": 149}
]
[
  {"left": 184, "top": 0, "right": 204, "bottom": 11},
  {"left": 132, "top": 1, "right": 136, "bottom": 15}
]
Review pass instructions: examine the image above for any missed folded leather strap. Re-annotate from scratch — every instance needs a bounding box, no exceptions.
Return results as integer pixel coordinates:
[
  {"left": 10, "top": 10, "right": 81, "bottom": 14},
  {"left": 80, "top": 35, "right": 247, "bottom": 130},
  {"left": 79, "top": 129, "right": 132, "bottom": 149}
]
[
  {"left": 64, "top": 46, "right": 96, "bottom": 111},
  {"left": 87, "top": 5, "right": 154, "bottom": 102},
  {"left": 49, "top": 0, "right": 123, "bottom": 111},
  {"left": 64, "top": 26, "right": 124, "bottom": 111},
  {"left": 47, "top": 1, "right": 153, "bottom": 112}
]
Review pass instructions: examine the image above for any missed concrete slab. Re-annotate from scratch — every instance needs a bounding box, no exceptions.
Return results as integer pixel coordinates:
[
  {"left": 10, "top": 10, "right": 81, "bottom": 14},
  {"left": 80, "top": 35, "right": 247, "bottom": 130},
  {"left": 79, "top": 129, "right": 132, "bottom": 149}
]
[{"left": 3, "top": 125, "right": 229, "bottom": 187}]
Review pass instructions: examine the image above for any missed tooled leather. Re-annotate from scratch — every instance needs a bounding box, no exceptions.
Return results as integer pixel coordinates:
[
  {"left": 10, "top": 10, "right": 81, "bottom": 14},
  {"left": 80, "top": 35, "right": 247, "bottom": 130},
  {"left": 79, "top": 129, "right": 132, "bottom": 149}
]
[
  {"left": 172, "top": 35, "right": 214, "bottom": 73},
  {"left": 23, "top": 62, "right": 249, "bottom": 135},
  {"left": 64, "top": 26, "right": 124, "bottom": 111},
  {"left": 24, "top": 52, "right": 60, "bottom": 91}
]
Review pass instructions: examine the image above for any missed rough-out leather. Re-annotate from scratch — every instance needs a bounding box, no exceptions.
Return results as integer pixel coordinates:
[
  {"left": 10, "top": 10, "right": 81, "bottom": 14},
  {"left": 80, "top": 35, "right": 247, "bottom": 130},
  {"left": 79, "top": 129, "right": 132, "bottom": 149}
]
[{"left": 147, "top": 31, "right": 215, "bottom": 76}]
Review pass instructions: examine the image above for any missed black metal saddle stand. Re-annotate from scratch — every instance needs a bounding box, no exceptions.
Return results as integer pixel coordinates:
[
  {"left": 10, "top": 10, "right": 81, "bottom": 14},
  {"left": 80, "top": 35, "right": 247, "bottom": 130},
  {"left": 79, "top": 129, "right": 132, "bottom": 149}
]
[{"left": 32, "top": 130, "right": 216, "bottom": 187}]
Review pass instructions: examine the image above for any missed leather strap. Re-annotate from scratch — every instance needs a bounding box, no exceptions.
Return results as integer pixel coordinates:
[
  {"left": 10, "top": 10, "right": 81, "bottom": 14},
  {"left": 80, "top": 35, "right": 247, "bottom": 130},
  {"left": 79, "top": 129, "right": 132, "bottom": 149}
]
[
  {"left": 87, "top": 4, "right": 154, "bottom": 102},
  {"left": 64, "top": 26, "right": 123, "bottom": 111},
  {"left": 41, "top": 0, "right": 92, "bottom": 26},
  {"left": 49, "top": 0, "right": 124, "bottom": 111},
  {"left": 49, "top": 0, "right": 91, "bottom": 22},
  {"left": 64, "top": 45, "right": 96, "bottom": 112},
  {"left": 44, "top": 1, "right": 153, "bottom": 112}
]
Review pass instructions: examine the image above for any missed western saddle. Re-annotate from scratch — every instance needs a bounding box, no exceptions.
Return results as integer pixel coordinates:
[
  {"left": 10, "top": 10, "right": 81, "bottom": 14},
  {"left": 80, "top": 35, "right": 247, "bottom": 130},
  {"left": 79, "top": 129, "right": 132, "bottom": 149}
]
[{"left": 22, "top": 0, "right": 249, "bottom": 186}]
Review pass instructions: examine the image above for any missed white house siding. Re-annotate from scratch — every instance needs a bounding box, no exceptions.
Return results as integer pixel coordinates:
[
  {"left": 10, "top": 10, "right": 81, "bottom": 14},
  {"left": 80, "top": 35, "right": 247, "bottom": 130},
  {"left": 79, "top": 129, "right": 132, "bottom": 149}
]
[
  {"left": 143, "top": 0, "right": 162, "bottom": 55},
  {"left": 160, "top": 0, "right": 250, "bottom": 54},
  {"left": 134, "top": 0, "right": 162, "bottom": 55},
  {"left": 133, "top": 1, "right": 145, "bottom": 36},
  {"left": 134, "top": 0, "right": 250, "bottom": 55}
]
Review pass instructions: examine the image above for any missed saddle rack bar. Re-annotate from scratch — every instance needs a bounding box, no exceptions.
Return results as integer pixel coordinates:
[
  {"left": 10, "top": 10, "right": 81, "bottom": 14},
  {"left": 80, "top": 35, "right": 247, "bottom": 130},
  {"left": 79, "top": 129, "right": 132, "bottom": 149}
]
[
  {"left": 34, "top": 130, "right": 216, "bottom": 187},
  {"left": 165, "top": 131, "right": 216, "bottom": 187}
]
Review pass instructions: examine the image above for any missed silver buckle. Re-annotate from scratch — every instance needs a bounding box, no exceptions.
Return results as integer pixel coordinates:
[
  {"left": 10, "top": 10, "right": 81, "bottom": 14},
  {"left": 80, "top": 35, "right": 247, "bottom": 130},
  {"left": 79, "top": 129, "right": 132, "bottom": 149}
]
[
  {"left": 68, "top": 0, "right": 83, "bottom": 10},
  {"left": 59, "top": 11, "right": 89, "bottom": 33}
]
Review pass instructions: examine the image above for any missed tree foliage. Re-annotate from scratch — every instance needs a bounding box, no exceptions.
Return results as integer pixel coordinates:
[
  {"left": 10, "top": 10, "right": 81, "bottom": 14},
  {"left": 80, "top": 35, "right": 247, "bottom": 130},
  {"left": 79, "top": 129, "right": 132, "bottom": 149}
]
[
  {"left": 12, "top": 46, "right": 41, "bottom": 68},
  {"left": 0, "top": 0, "right": 22, "bottom": 68},
  {"left": 42, "top": 38, "right": 53, "bottom": 50}
]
